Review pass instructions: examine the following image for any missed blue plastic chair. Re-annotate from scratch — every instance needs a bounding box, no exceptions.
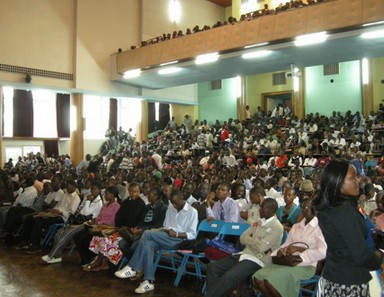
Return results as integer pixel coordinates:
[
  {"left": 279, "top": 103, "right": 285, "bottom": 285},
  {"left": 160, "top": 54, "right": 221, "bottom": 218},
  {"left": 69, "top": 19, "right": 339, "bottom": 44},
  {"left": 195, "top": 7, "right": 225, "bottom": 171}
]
[
  {"left": 41, "top": 223, "right": 65, "bottom": 246},
  {"left": 202, "top": 222, "right": 250, "bottom": 294},
  {"left": 217, "top": 222, "right": 250, "bottom": 238},
  {"left": 299, "top": 274, "right": 321, "bottom": 297},
  {"left": 174, "top": 219, "right": 225, "bottom": 287},
  {"left": 153, "top": 248, "right": 181, "bottom": 274}
]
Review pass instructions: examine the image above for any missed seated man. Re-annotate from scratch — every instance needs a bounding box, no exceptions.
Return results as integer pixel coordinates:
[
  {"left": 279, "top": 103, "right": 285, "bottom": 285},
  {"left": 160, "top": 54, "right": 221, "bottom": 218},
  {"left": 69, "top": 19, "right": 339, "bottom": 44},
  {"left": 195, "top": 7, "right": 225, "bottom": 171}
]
[
  {"left": 205, "top": 198, "right": 283, "bottom": 297},
  {"left": 114, "top": 190, "right": 198, "bottom": 294},
  {"left": 205, "top": 182, "right": 240, "bottom": 222},
  {"left": 17, "top": 179, "right": 80, "bottom": 253}
]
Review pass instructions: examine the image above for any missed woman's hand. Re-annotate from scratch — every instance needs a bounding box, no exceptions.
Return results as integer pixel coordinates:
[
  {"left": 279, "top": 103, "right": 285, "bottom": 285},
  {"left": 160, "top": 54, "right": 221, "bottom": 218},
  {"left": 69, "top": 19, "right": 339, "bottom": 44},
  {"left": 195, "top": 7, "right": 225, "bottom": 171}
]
[{"left": 286, "top": 245, "right": 307, "bottom": 255}]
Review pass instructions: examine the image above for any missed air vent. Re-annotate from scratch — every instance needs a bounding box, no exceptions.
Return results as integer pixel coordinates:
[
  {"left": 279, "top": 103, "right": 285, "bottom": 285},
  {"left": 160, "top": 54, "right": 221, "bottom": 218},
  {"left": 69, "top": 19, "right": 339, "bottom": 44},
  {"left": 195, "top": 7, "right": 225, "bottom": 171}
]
[
  {"left": 0, "top": 63, "right": 74, "bottom": 81},
  {"left": 272, "top": 72, "right": 287, "bottom": 86},
  {"left": 211, "top": 80, "right": 222, "bottom": 90},
  {"left": 323, "top": 63, "right": 339, "bottom": 76}
]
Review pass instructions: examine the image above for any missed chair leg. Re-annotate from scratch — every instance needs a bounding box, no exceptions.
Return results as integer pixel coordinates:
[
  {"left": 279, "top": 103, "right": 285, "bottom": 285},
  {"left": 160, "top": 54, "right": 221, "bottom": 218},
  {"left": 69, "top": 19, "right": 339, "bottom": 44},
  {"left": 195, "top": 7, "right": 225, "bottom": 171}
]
[
  {"left": 174, "top": 255, "right": 189, "bottom": 287},
  {"left": 153, "top": 250, "right": 162, "bottom": 273}
]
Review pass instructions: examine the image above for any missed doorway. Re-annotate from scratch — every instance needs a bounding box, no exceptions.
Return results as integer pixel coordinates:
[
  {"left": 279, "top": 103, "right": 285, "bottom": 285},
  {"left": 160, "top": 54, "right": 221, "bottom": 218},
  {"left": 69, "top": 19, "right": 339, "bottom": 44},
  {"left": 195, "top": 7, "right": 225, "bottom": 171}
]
[{"left": 261, "top": 91, "right": 293, "bottom": 116}]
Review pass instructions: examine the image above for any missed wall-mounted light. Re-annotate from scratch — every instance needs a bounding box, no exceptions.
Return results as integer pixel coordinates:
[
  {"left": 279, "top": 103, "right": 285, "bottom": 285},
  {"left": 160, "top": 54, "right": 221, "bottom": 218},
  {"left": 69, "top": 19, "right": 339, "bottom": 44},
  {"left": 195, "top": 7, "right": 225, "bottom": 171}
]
[
  {"left": 295, "top": 31, "right": 328, "bottom": 46},
  {"left": 169, "top": 0, "right": 181, "bottom": 23},
  {"left": 123, "top": 69, "right": 141, "bottom": 79},
  {"left": 195, "top": 52, "right": 219, "bottom": 65}
]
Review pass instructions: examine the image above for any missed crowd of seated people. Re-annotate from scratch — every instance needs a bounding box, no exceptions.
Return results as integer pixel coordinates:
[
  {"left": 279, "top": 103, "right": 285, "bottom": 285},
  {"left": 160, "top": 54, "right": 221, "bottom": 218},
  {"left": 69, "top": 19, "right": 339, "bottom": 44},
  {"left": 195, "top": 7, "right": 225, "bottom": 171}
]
[
  {"left": 129, "top": 0, "right": 329, "bottom": 50},
  {"left": 0, "top": 102, "right": 384, "bottom": 294}
]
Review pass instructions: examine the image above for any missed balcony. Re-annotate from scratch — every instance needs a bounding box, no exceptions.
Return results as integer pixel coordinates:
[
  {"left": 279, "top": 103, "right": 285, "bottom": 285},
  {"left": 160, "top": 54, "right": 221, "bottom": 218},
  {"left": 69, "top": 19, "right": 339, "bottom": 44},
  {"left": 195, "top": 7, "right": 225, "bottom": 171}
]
[{"left": 111, "top": 0, "right": 384, "bottom": 89}]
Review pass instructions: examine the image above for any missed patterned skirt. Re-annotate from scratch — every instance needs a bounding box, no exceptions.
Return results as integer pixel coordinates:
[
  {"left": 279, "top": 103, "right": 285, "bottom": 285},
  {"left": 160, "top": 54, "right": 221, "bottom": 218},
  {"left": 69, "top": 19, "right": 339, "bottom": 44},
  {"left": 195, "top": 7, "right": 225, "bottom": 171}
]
[
  {"left": 89, "top": 231, "right": 123, "bottom": 265},
  {"left": 317, "top": 277, "right": 370, "bottom": 297}
]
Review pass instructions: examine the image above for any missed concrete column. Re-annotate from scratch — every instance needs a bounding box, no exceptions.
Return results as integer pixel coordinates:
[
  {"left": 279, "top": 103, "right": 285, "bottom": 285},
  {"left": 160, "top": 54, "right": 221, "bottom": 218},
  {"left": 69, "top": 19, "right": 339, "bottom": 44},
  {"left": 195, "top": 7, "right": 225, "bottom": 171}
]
[{"left": 70, "top": 93, "right": 84, "bottom": 166}]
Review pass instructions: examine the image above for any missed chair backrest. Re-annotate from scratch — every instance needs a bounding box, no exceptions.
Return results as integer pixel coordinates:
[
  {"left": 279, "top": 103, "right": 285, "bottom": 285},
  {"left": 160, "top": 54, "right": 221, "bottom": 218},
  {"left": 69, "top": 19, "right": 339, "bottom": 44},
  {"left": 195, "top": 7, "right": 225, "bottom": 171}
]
[
  {"left": 196, "top": 219, "right": 225, "bottom": 236},
  {"left": 218, "top": 222, "right": 250, "bottom": 238}
]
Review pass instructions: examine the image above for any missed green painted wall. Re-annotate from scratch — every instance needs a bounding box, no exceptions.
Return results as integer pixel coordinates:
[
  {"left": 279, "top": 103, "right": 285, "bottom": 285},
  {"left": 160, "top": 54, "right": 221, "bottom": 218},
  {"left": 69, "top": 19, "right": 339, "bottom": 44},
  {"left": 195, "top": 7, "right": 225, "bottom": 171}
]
[
  {"left": 198, "top": 77, "right": 238, "bottom": 124},
  {"left": 304, "top": 60, "right": 362, "bottom": 117},
  {"left": 372, "top": 57, "right": 384, "bottom": 112},
  {"left": 245, "top": 70, "right": 293, "bottom": 114}
]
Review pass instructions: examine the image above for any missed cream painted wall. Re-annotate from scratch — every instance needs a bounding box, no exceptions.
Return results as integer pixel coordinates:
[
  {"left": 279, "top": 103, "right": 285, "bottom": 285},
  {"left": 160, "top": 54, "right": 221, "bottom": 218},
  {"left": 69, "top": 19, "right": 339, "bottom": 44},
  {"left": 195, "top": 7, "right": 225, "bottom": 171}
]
[
  {"left": 84, "top": 139, "right": 106, "bottom": 156},
  {"left": 171, "top": 104, "right": 198, "bottom": 126},
  {"left": 246, "top": 70, "right": 292, "bottom": 113},
  {"left": 141, "top": 0, "right": 225, "bottom": 41},
  {"left": 75, "top": 0, "right": 141, "bottom": 94},
  {"left": 0, "top": 0, "right": 141, "bottom": 96},
  {"left": 0, "top": 0, "right": 75, "bottom": 88},
  {"left": 372, "top": 57, "right": 384, "bottom": 111}
]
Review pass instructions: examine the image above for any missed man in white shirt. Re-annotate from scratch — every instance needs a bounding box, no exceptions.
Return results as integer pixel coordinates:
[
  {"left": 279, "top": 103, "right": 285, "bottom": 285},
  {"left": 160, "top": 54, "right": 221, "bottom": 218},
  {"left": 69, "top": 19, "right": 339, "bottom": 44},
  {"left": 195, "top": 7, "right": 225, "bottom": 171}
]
[
  {"left": 115, "top": 190, "right": 198, "bottom": 294},
  {"left": 19, "top": 179, "right": 80, "bottom": 253},
  {"left": 302, "top": 151, "right": 318, "bottom": 178},
  {"left": 222, "top": 149, "right": 238, "bottom": 168}
]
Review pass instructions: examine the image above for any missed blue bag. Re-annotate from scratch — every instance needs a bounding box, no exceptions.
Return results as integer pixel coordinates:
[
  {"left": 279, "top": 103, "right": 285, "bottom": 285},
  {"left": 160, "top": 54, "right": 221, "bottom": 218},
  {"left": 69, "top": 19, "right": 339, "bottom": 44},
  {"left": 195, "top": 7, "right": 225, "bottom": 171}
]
[{"left": 205, "top": 237, "right": 240, "bottom": 254}]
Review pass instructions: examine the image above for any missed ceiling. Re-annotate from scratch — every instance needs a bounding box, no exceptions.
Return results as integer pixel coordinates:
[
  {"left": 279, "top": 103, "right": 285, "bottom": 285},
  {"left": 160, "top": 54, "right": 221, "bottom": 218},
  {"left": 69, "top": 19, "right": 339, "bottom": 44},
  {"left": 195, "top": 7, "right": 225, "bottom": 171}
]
[
  {"left": 114, "top": 24, "right": 384, "bottom": 90},
  {"left": 207, "top": 0, "right": 232, "bottom": 7}
]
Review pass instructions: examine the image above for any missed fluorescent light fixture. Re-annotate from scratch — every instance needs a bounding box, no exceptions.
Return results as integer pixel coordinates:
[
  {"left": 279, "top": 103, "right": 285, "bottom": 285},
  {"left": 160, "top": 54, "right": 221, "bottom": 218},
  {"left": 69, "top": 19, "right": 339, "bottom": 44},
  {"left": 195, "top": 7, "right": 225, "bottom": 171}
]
[
  {"left": 244, "top": 42, "right": 269, "bottom": 49},
  {"left": 160, "top": 60, "right": 178, "bottom": 66},
  {"left": 294, "top": 31, "right": 328, "bottom": 46},
  {"left": 242, "top": 50, "right": 272, "bottom": 59},
  {"left": 158, "top": 67, "right": 182, "bottom": 75},
  {"left": 361, "top": 29, "right": 384, "bottom": 39},
  {"left": 195, "top": 52, "right": 219, "bottom": 65},
  {"left": 123, "top": 69, "right": 141, "bottom": 79},
  {"left": 362, "top": 58, "right": 369, "bottom": 85},
  {"left": 363, "top": 21, "right": 384, "bottom": 27}
]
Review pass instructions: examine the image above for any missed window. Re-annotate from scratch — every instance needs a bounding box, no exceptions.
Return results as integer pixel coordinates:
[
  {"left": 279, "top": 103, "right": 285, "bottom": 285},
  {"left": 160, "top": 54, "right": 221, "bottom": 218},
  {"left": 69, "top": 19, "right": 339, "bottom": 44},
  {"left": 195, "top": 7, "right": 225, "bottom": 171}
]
[
  {"left": 83, "top": 95, "right": 110, "bottom": 139},
  {"left": 2, "top": 86, "right": 58, "bottom": 138},
  {"left": 118, "top": 98, "right": 142, "bottom": 134},
  {"left": 32, "top": 89, "right": 57, "bottom": 137},
  {"left": 5, "top": 145, "right": 41, "bottom": 166}
]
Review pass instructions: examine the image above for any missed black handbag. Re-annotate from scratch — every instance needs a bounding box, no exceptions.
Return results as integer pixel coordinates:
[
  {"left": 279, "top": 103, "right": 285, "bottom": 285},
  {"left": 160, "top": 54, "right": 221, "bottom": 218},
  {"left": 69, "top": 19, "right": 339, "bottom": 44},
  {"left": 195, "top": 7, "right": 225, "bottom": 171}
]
[
  {"left": 272, "top": 242, "right": 309, "bottom": 266},
  {"left": 67, "top": 213, "right": 91, "bottom": 225}
]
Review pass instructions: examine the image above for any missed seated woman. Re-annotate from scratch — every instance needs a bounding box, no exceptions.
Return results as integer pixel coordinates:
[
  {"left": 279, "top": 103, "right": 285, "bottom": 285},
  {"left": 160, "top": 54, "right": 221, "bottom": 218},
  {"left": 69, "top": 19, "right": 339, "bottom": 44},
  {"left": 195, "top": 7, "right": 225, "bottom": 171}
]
[
  {"left": 83, "top": 186, "right": 167, "bottom": 272},
  {"left": 41, "top": 184, "right": 118, "bottom": 264},
  {"left": 254, "top": 199, "right": 327, "bottom": 297},
  {"left": 276, "top": 187, "right": 301, "bottom": 232},
  {"left": 75, "top": 182, "right": 145, "bottom": 266}
]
